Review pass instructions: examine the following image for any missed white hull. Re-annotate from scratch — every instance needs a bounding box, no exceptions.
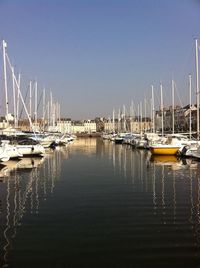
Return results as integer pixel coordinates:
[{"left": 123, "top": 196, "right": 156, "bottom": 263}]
[
  {"left": 0, "top": 142, "right": 23, "bottom": 160},
  {"left": 16, "top": 144, "right": 45, "bottom": 156}
]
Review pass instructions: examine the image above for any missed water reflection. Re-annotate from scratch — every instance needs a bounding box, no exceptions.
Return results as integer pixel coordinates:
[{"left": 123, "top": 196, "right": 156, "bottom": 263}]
[
  {"left": 1, "top": 139, "right": 200, "bottom": 267},
  {"left": 0, "top": 147, "right": 69, "bottom": 268},
  {"left": 69, "top": 138, "right": 97, "bottom": 155},
  {"left": 102, "top": 139, "right": 200, "bottom": 261}
]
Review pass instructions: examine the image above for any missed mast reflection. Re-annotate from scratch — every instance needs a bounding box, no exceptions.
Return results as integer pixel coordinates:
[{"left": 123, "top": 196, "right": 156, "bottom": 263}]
[
  {"left": 0, "top": 147, "right": 67, "bottom": 268},
  {"left": 102, "top": 140, "right": 200, "bottom": 251}
]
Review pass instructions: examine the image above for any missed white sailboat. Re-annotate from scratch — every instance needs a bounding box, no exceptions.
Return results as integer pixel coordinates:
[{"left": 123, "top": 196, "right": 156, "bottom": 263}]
[{"left": 0, "top": 140, "right": 22, "bottom": 160}]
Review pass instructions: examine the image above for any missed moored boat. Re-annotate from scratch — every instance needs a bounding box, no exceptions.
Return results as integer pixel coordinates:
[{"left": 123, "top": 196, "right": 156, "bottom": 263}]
[
  {"left": 149, "top": 144, "right": 181, "bottom": 155},
  {"left": 114, "top": 136, "right": 124, "bottom": 144}
]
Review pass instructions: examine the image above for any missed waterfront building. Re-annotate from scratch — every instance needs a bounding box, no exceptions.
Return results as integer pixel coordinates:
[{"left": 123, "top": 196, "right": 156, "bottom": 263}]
[
  {"left": 71, "top": 120, "right": 97, "bottom": 134},
  {"left": 104, "top": 118, "right": 118, "bottom": 133},
  {"left": 71, "top": 123, "right": 85, "bottom": 133},
  {"left": 84, "top": 120, "right": 97, "bottom": 133},
  {"left": 155, "top": 105, "right": 198, "bottom": 133},
  {"left": 130, "top": 120, "right": 152, "bottom": 133},
  {"left": 184, "top": 104, "right": 197, "bottom": 132},
  {"left": 103, "top": 117, "right": 151, "bottom": 134},
  {"left": 94, "top": 117, "right": 105, "bottom": 132},
  {"left": 57, "top": 118, "right": 72, "bottom": 133}
]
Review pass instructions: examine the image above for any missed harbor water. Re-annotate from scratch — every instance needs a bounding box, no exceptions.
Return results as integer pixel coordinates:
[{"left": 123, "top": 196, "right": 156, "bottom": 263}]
[{"left": 1, "top": 138, "right": 200, "bottom": 268}]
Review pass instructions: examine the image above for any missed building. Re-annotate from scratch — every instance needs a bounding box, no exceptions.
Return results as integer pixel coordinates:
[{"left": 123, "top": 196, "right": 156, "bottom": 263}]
[
  {"left": 103, "top": 117, "right": 151, "bottom": 134},
  {"left": 71, "top": 120, "right": 97, "bottom": 134},
  {"left": 56, "top": 119, "right": 72, "bottom": 133},
  {"left": 130, "top": 120, "right": 152, "bottom": 133},
  {"left": 83, "top": 120, "right": 96, "bottom": 133},
  {"left": 155, "top": 105, "right": 196, "bottom": 133}
]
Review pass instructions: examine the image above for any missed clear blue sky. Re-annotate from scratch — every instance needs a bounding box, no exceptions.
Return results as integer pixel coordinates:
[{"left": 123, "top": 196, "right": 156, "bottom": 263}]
[{"left": 0, "top": 0, "right": 200, "bottom": 120}]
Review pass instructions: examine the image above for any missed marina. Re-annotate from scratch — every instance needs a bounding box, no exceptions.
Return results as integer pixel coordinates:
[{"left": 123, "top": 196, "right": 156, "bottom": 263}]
[
  {"left": 0, "top": 2, "right": 200, "bottom": 267},
  {"left": 1, "top": 138, "right": 200, "bottom": 267}
]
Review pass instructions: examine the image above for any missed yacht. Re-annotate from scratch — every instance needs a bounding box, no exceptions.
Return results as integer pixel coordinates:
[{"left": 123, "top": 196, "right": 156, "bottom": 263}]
[{"left": 0, "top": 140, "right": 22, "bottom": 160}]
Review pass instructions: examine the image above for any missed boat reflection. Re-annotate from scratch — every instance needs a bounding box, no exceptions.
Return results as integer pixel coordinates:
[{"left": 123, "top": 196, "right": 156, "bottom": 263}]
[
  {"left": 150, "top": 154, "right": 178, "bottom": 163},
  {"left": 102, "top": 140, "right": 200, "bottom": 245},
  {"left": 2, "top": 140, "right": 200, "bottom": 267},
  {"left": 0, "top": 148, "right": 65, "bottom": 268},
  {"left": 149, "top": 154, "right": 198, "bottom": 170},
  {"left": 0, "top": 157, "right": 44, "bottom": 178},
  {"left": 69, "top": 138, "right": 97, "bottom": 155},
  {"left": 16, "top": 156, "right": 44, "bottom": 170}
]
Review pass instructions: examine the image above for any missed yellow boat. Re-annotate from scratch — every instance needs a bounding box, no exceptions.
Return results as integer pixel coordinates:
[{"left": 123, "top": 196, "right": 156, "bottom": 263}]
[{"left": 149, "top": 144, "right": 180, "bottom": 155}]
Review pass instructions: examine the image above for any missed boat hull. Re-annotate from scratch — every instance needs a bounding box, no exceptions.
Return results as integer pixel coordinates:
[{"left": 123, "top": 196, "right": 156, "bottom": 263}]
[
  {"left": 150, "top": 146, "right": 180, "bottom": 155},
  {"left": 16, "top": 145, "right": 45, "bottom": 156},
  {"left": 114, "top": 138, "right": 123, "bottom": 144}
]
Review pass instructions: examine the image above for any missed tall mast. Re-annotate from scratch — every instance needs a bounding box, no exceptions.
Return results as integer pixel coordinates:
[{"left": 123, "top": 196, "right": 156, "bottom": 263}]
[
  {"left": 12, "top": 66, "right": 16, "bottom": 127},
  {"left": 34, "top": 81, "right": 37, "bottom": 125},
  {"left": 137, "top": 103, "right": 140, "bottom": 132},
  {"left": 43, "top": 88, "right": 45, "bottom": 130},
  {"left": 112, "top": 109, "right": 115, "bottom": 133},
  {"left": 2, "top": 40, "right": 9, "bottom": 121},
  {"left": 151, "top": 85, "right": 155, "bottom": 133},
  {"left": 160, "top": 83, "right": 164, "bottom": 136},
  {"left": 144, "top": 97, "right": 146, "bottom": 133},
  {"left": 52, "top": 103, "right": 55, "bottom": 127},
  {"left": 172, "top": 79, "right": 175, "bottom": 134},
  {"left": 189, "top": 74, "right": 192, "bottom": 139},
  {"left": 58, "top": 103, "right": 60, "bottom": 125},
  {"left": 6, "top": 51, "right": 35, "bottom": 134},
  {"left": 140, "top": 101, "right": 142, "bottom": 134},
  {"left": 118, "top": 109, "right": 121, "bottom": 133},
  {"left": 11, "top": 67, "right": 34, "bottom": 132},
  {"left": 47, "top": 101, "right": 50, "bottom": 128},
  {"left": 123, "top": 105, "right": 126, "bottom": 132},
  {"left": 195, "top": 39, "right": 199, "bottom": 139},
  {"left": 29, "top": 81, "right": 32, "bottom": 119},
  {"left": 50, "top": 91, "right": 53, "bottom": 126},
  {"left": 16, "top": 73, "right": 21, "bottom": 127}
]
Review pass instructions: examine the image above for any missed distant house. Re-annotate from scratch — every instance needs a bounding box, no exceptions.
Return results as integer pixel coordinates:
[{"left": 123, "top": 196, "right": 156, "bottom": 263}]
[
  {"left": 71, "top": 120, "right": 97, "bottom": 134},
  {"left": 56, "top": 118, "right": 72, "bottom": 133}
]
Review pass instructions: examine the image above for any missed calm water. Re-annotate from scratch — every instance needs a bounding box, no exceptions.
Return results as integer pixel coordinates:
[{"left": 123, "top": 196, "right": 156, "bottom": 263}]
[{"left": 1, "top": 138, "right": 200, "bottom": 268}]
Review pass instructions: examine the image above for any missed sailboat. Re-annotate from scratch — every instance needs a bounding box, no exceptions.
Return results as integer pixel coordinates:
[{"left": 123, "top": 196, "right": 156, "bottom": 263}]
[
  {"left": 149, "top": 143, "right": 181, "bottom": 155},
  {"left": 0, "top": 140, "right": 22, "bottom": 161},
  {"left": 149, "top": 83, "right": 183, "bottom": 155}
]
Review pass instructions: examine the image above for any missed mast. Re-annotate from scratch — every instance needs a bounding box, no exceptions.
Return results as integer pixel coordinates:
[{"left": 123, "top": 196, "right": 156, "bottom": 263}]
[
  {"left": 16, "top": 73, "right": 21, "bottom": 127},
  {"left": 12, "top": 69, "right": 35, "bottom": 132},
  {"left": 118, "top": 109, "right": 121, "bottom": 133},
  {"left": 58, "top": 102, "right": 60, "bottom": 125},
  {"left": 160, "top": 83, "right": 164, "bottom": 136},
  {"left": 172, "top": 79, "right": 175, "bottom": 134},
  {"left": 123, "top": 105, "right": 126, "bottom": 132},
  {"left": 189, "top": 74, "right": 192, "bottom": 139},
  {"left": 52, "top": 103, "right": 55, "bottom": 128},
  {"left": 12, "top": 66, "right": 16, "bottom": 127},
  {"left": 137, "top": 103, "right": 140, "bottom": 132},
  {"left": 47, "top": 101, "right": 50, "bottom": 129},
  {"left": 50, "top": 91, "right": 53, "bottom": 126},
  {"left": 15, "top": 72, "right": 21, "bottom": 126},
  {"left": 112, "top": 109, "right": 115, "bottom": 133},
  {"left": 2, "top": 40, "right": 9, "bottom": 121},
  {"left": 144, "top": 97, "right": 146, "bottom": 133},
  {"left": 29, "top": 81, "right": 32, "bottom": 120},
  {"left": 34, "top": 81, "right": 37, "bottom": 125},
  {"left": 140, "top": 101, "right": 142, "bottom": 134},
  {"left": 43, "top": 88, "right": 45, "bottom": 131},
  {"left": 151, "top": 85, "right": 155, "bottom": 133},
  {"left": 195, "top": 39, "right": 199, "bottom": 139},
  {"left": 6, "top": 47, "right": 36, "bottom": 134}
]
